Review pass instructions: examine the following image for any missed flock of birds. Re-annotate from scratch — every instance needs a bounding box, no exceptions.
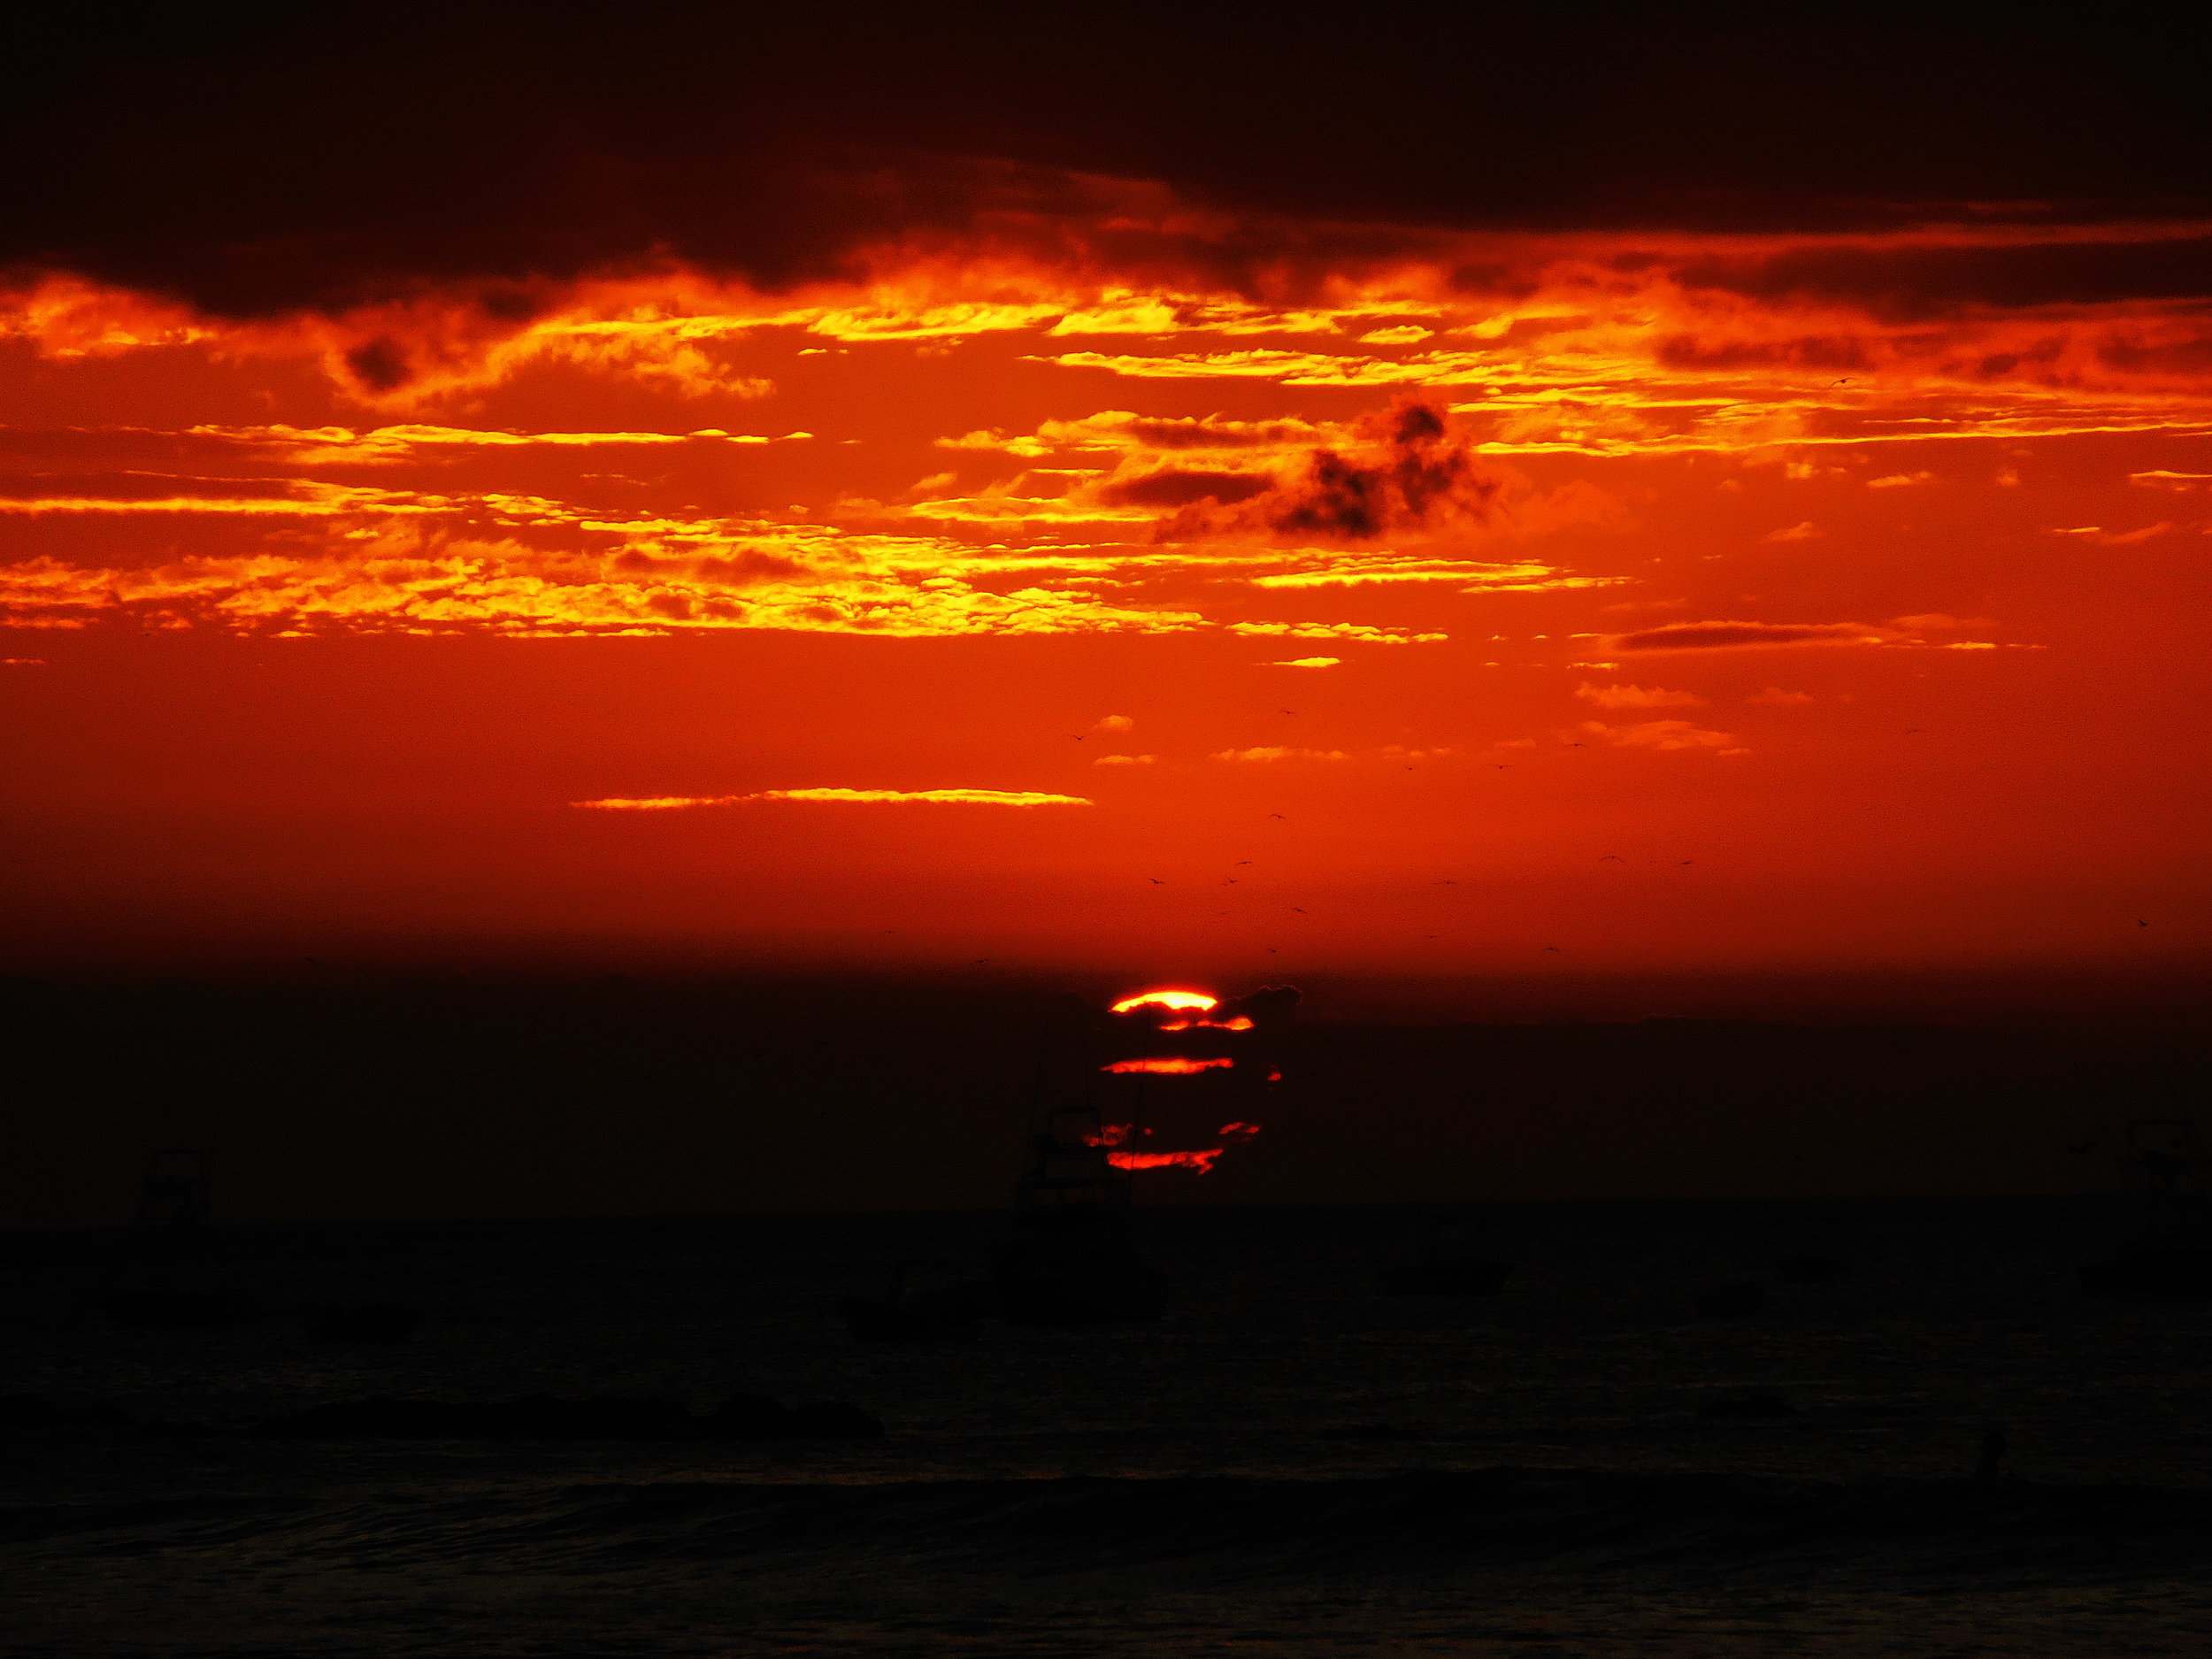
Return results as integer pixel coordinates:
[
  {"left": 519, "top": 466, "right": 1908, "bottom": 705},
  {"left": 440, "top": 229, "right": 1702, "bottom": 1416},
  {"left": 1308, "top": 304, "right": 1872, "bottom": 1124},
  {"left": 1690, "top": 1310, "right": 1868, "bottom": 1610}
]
[
  {"left": 1127, "top": 845, "right": 1721, "bottom": 957},
  {"left": 926, "top": 712, "right": 2160, "bottom": 965}
]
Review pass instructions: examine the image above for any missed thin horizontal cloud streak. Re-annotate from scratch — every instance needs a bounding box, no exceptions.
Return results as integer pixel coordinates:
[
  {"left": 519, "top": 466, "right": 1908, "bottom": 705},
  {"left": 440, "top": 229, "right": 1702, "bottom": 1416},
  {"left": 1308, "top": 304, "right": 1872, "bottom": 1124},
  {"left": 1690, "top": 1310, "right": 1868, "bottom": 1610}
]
[
  {"left": 1613, "top": 620, "right": 1902, "bottom": 651},
  {"left": 1578, "top": 719, "right": 1743, "bottom": 752},
  {"left": 573, "top": 787, "right": 1092, "bottom": 810}
]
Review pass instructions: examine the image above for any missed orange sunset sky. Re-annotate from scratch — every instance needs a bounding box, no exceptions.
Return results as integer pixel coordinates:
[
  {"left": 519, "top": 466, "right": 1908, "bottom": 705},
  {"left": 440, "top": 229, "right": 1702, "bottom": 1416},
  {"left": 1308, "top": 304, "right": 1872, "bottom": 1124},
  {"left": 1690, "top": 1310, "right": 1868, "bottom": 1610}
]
[{"left": 4, "top": 12, "right": 2208, "bottom": 1009}]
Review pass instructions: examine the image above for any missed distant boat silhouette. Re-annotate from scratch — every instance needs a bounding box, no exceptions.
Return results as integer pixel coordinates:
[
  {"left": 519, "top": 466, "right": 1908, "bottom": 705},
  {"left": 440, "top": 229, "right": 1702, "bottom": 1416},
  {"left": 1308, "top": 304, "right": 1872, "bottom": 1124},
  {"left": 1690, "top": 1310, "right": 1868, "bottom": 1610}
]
[
  {"left": 99, "top": 1148, "right": 254, "bottom": 1330},
  {"left": 1698, "top": 1391, "right": 1797, "bottom": 1417},
  {"left": 837, "top": 1267, "right": 982, "bottom": 1342},
  {"left": 133, "top": 1146, "right": 211, "bottom": 1229},
  {"left": 2080, "top": 1240, "right": 2212, "bottom": 1299},
  {"left": 1693, "top": 1280, "right": 1770, "bottom": 1317},
  {"left": 102, "top": 1288, "right": 253, "bottom": 1330},
  {"left": 2081, "top": 1118, "right": 2212, "bottom": 1299},
  {"left": 984, "top": 985, "right": 1295, "bottom": 1325},
  {"left": 1777, "top": 1252, "right": 1846, "bottom": 1284},
  {"left": 304, "top": 1303, "right": 425, "bottom": 1344},
  {"left": 990, "top": 1104, "right": 1165, "bottom": 1325},
  {"left": 1378, "top": 1206, "right": 1514, "bottom": 1295}
]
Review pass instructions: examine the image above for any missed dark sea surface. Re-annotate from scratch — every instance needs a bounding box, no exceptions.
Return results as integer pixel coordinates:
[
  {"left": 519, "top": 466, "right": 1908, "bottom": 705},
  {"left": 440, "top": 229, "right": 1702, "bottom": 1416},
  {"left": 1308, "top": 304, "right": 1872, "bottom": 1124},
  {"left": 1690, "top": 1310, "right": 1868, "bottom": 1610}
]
[{"left": 4, "top": 1198, "right": 2209, "bottom": 1655}]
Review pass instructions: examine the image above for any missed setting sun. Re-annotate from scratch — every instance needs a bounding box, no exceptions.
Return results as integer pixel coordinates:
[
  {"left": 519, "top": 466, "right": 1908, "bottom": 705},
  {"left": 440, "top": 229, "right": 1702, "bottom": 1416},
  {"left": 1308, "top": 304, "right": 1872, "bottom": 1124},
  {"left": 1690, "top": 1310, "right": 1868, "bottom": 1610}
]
[{"left": 1109, "top": 991, "right": 1221, "bottom": 1014}]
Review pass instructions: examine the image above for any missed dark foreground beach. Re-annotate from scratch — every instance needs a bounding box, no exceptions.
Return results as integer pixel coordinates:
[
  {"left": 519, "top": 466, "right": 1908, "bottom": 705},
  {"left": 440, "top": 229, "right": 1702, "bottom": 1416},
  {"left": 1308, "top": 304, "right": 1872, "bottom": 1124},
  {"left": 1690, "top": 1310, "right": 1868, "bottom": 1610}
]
[{"left": 5, "top": 1201, "right": 2208, "bottom": 1655}]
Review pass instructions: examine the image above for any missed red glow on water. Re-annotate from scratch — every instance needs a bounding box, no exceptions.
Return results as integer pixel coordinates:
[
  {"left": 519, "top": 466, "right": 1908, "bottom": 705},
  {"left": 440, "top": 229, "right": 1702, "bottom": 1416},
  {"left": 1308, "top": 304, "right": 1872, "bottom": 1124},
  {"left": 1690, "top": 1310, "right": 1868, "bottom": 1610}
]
[
  {"left": 1157, "top": 1015, "right": 1255, "bottom": 1032},
  {"left": 1101, "top": 1056, "right": 1234, "bottom": 1075},
  {"left": 1218, "top": 1121, "right": 1262, "bottom": 1140},
  {"left": 1110, "top": 990, "right": 1217, "bottom": 1015}
]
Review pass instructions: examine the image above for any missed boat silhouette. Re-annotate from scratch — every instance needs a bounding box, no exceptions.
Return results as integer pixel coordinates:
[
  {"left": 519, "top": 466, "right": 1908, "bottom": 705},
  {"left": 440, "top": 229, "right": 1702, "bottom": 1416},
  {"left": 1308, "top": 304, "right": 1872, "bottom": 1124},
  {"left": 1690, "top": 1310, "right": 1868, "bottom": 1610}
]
[
  {"left": 991, "top": 1103, "right": 1165, "bottom": 1325},
  {"left": 1377, "top": 1205, "right": 1514, "bottom": 1295},
  {"left": 837, "top": 1266, "right": 984, "bottom": 1342},
  {"left": 2081, "top": 1118, "right": 2212, "bottom": 1299},
  {"left": 98, "top": 1148, "right": 256, "bottom": 1330},
  {"left": 303, "top": 1303, "right": 426, "bottom": 1344},
  {"left": 979, "top": 985, "right": 1299, "bottom": 1325}
]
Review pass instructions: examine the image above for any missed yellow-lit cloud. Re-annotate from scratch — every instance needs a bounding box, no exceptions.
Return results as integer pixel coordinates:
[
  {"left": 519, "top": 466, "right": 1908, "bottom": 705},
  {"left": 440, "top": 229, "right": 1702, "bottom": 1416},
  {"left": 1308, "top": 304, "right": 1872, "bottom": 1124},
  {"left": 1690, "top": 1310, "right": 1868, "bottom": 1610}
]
[{"left": 574, "top": 787, "right": 1093, "bottom": 810}]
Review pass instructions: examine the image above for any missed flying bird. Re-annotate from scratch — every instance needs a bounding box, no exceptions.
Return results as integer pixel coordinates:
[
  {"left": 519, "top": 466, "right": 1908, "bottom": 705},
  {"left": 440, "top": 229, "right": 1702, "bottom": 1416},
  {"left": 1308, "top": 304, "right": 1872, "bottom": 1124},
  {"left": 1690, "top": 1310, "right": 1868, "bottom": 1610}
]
[
  {"left": 1269, "top": 813, "right": 1286, "bottom": 818},
  {"left": 1600, "top": 854, "right": 1624, "bottom": 862},
  {"left": 1679, "top": 860, "right": 1694, "bottom": 865},
  {"left": 1544, "top": 946, "right": 1561, "bottom": 951},
  {"left": 1494, "top": 764, "right": 1511, "bottom": 770},
  {"left": 1437, "top": 879, "right": 1456, "bottom": 885},
  {"left": 1149, "top": 878, "right": 1166, "bottom": 884},
  {"left": 1235, "top": 860, "right": 1252, "bottom": 865},
  {"left": 2138, "top": 919, "right": 2150, "bottom": 927},
  {"left": 1291, "top": 907, "right": 1305, "bottom": 912},
  {"left": 1224, "top": 879, "right": 1239, "bottom": 885}
]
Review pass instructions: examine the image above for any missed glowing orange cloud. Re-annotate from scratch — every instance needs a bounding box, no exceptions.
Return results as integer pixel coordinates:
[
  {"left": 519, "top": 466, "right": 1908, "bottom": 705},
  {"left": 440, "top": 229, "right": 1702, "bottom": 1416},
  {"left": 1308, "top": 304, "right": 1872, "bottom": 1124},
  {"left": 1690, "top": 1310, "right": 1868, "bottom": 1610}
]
[
  {"left": 573, "top": 788, "right": 1092, "bottom": 810},
  {"left": 1109, "top": 990, "right": 1218, "bottom": 1013},
  {"left": 1101, "top": 1056, "right": 1236, "bottom": 1075},
  {"left": 12, "top": 208, "right": 2212, "bottom": 451}
]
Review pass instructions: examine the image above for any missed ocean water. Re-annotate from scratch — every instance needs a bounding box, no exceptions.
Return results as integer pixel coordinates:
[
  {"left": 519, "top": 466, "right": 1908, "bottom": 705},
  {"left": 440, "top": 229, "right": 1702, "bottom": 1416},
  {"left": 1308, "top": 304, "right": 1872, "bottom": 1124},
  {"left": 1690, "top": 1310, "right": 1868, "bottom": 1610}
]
[{"left": 4, "top": 1198, "right": 2209, "bottom": 1655}]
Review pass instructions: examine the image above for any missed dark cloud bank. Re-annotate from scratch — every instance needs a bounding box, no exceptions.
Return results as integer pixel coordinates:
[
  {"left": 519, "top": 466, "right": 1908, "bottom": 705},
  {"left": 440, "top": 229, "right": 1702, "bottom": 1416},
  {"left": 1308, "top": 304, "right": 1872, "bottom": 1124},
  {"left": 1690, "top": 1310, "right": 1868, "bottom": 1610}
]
[{"left": 8, "top": 4, "right": 2211, "bottom": 316}]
